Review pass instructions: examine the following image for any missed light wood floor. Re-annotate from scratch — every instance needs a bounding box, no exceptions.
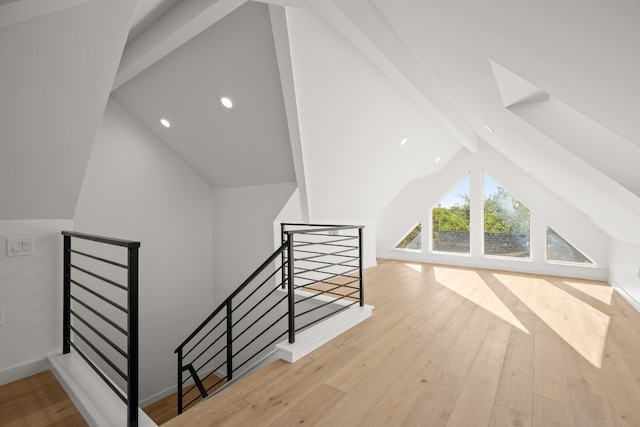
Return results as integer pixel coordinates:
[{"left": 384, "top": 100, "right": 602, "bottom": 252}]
[
  {"left": 3, "top": 259, "right": 640, "bottom": 426},
  {"left": 0, "top": 370, "right": 86, "bottom": 426},
  {"left": 144, "top": 373, "right": 225, "bottom": 425},
  {"left": 163, "top": 259, "right": 640, "bottom": 427}
]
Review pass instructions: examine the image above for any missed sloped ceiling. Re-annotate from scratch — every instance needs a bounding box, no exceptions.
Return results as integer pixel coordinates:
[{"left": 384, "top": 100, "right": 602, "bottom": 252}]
[
  {"left": 3, "top": 0, "right": 638, "bottom": 244},
  {"left": 311, "top": 0, "right": 640, "bottom": 243},
  {"left": 0, "top": 0, "right": 135, "bottom": 219},
  {"left": 112, "top": 1, "right": 296, "bottom": 189}
]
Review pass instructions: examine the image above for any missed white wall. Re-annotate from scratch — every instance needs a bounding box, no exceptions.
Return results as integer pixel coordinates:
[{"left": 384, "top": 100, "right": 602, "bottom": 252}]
[
  {"left": 212, "top": 183, "right": 296, "bottom": 301},
  {"left": 0, "top": 220, "right": 72, "bottom": 385},
  {"left": 377, "top": 143, "right": 609, "bottom": 280},
  {"left": 286, "top": 7, "right": 462, "bottom": 221},
  {"left": 609, "top": 239, "right": 640, "bottom": 310},
  {"left": 73, "top": 98, "right": 215, "bottom": 404}
]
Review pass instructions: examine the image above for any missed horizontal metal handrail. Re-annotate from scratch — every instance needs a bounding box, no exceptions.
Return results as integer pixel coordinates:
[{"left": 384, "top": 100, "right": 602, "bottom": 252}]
[
  {"left": 70, "top": 264, "right": 128, "bottom": 291},
  {"left": 69, "top": 249, "right": 129, "bottom": 269},
  {"left": 69, "top": 309, "right": 127, "bottom": 358},
  {"left": 62, "top": 231, "right": 140, "bottom": 248},
  {"left": 70, "top": 279, "right": 128, "bottom": 313},
  {"left": 69, "top": 294, "right": 127, "bottom": 336},
  {"left": 281, "top": 223, "right": 364, "bottom": 233},
  {"left": 69, "top": 341, "right": 127, "bottom": 403},
  {"left": 175, "top": 241, "right": 288, "bottom": 353}
]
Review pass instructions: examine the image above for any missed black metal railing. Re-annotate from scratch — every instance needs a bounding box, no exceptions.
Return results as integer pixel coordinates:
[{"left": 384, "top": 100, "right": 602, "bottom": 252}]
[
  {"left": 174, "top": 223, "right": 364, "bottom": 415},
  {"left": 62, "top": 231, "right": 140, "bottom": 427},
  {"left": 281, "top": 223, "right": 364, "bottom": 343}
]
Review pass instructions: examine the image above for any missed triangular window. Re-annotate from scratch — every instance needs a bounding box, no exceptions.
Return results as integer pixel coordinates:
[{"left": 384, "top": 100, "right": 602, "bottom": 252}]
[
  {"left": 395, "top": 223, "right": 421, "bottom": 251},
  {"left": 546, "top": 227, "right": 593, "bottom": 264},
  {"left": 432, "top": 175, "right": 470, "bottom": 253},
  {"left": 483, "top": 174, "right": 530, "bottom": 258}
]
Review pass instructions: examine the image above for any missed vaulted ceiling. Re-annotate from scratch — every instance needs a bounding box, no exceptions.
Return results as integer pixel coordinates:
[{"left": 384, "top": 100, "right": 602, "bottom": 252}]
[
  {"left": 1, "top": 0, "right": 639, "bottom": 245},
  {"left": 112, "top": 1, "right": 295, "bottom": 189}
]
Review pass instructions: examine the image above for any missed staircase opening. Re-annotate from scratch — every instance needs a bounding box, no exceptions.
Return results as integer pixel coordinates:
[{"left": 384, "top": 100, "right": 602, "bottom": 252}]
[{"left": 174, "top": 223, "right": 371, "bottom": 416}]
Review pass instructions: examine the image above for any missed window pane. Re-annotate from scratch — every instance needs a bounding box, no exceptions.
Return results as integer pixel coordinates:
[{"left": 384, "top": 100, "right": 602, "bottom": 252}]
[
  {"left": 546, "top": 227, "right": 592, "bottom": 263},
  {"left": 432, "top": 175, "right": 470, "bottom": 253},
  {"left": 396, "top": 223, "right": 421, "bottom": 250},
  {"left": 483, "top": 174, "right": 530, "bottom": 258}
]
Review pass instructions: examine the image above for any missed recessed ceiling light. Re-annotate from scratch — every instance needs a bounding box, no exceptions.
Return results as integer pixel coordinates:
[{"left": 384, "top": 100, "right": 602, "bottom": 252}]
[
  {"left": 160, "top": 118, "right": 171, "bottom": 128},
  {"left": 220, "top": 96, "right": 233, "bottom": 109},
  {"left": 483, "top": 124, "right": 494, "bottom": 133},
  {"left": 400, "top": 137, "right": 408, "bottom": 146},
  {"left": 435, "top": 157, "right": 441, "bottom": 163}
]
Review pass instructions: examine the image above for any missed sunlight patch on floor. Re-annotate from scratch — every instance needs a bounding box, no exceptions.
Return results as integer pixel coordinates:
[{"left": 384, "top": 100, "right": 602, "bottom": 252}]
[
  {"left": 404, "top": 263, "right": 423, "bottom": 273},
  {"left": 562, "top": 279, "right": 614, "bottom": 305},
  {"left": 433, "top": 266, "right": 529, "bottom": 333},
  {"left": 494, "top": 273, "right": 610, "bottom": 368}
]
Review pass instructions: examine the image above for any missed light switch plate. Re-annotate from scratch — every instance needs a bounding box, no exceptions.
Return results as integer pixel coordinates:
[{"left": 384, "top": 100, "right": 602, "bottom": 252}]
[{"left": 6, "top": 237, "right": 34, "bottom": 256}]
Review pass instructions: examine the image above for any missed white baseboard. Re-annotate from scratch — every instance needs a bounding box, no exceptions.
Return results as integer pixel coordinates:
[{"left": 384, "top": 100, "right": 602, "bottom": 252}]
[
  {"left": 610, "top": 281, "right": 640, "bottom": 314},
  {"left": 139, "top": 384, "right": 177, "bottom": 408},
  {"left": 0, "top": 357, "right": 50, "bottom": 386}
]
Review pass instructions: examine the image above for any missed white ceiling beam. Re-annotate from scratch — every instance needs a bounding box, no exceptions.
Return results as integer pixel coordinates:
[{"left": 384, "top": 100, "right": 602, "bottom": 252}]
[
  {"left": 307, "top": 0, "right": 478, "bottom": 152},
  {"left": 113, "top": 0, "right": 247, "bottom": 90},
  {"left": 0, "top": 0, "right": 94, "bottom": 28},
  {"left": 269, "top": 4, "right": 310, "bottom": 221}
]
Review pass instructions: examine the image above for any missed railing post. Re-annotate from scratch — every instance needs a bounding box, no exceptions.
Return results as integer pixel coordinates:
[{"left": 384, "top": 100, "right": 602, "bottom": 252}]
[
  {"left": 281, "top": 223, "right": 286, "bottom": 290},
  {"left": 63, "top": 235, "right": 71, "bottom": 354},
  {"left": 226, "top": 302, "right": 233, "bottom": 381},
  {"left": 127, "top": 246, "right": 139, "bottom": 427},
  {"left": 177, "top": 348, "right": 183, "bottom": 415},
  {"left": 359, "top": 228, "right": 364, "bottom": 307},
  {"left": 287, "top": 234, "right": 296, "bottom": 343}
]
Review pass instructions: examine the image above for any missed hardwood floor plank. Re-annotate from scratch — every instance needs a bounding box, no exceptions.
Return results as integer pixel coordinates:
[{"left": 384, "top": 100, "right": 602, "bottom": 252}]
[
  {"left": 445, "top": 317, "right": 511, "bottom": 427},
  {"left": 533, "top": 318, "right": 572, "bottom": 404},
  {"left": 356, "top": 371, "right": 427, "bottom": 427},
  {"left": 266, "top": 383, "right": 345, "bottom": 427},
  {"left": 598, "top": 340, "right": 640, "bottom": 426},
  {"left": 315, "top": 336, "right": 428, "bottom": 427},
  {"left": 438, "top": 305, "right": 492, "bottom": 379},
  {"left": 201, "top": 344, "right": 362, "bottom": 427},
  {"left": 568, "top": 388, "right": 617, "bottom": 427},
  {"left": 561, "top": 339, "right": 604, "bottom": 396},
  {"left": 489, "top": 404, "right": 532, "bottom": 427},
  {"left": 494, "top": 341, "right": 534, "bottom": 415},
  {"left": 401, "top": 370, "right": 465, "bottom": 427},
  {"left": 533, "top": 394, "right": 575, "bottom": 427},
  {"left": 0, "top": 371, "right": 86, "bottom": 427}
]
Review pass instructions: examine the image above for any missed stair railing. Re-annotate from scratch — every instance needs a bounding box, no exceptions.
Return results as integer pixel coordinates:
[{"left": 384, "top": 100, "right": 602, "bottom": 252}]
[
  {"left": 175, "top": 223, "right": 364, "bottom": 415},
  {"left": 62, "top": 231, "right": 140, "bottom": 427},
  {"left": 281, "top": 223, "right": 364, "bottom": 343}
]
